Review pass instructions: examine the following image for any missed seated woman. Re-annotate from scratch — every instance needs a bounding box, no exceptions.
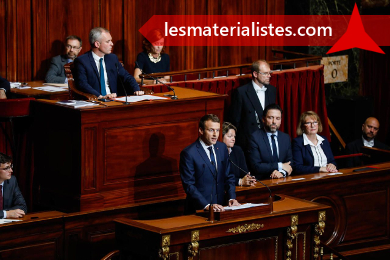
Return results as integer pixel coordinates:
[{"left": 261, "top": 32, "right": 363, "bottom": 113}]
[
  {"left": 292, "top": 111, "right": 338, "bottom": 174},
  {"left": 134, "top": 29, "right": 170, "bottom": 85},
  {"left": 222, "top": 122, "right": 256, "bottom": 186}
]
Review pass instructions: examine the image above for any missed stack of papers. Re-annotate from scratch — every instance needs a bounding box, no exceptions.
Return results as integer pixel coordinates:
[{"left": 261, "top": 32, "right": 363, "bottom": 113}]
[
  {"left": 35, "top": 86, "right": 67, "bottom": 92},
  {"left": 224, "top": 203, "right": 268, "bottom": 211},
  {"left": 10, "top": 82, "right": 30, "bottom": 89},
  {"left": 114, "top": 95, "right": 167, "bottom": 102},
  {"left": 57, "top": 100, "right": 99, "bottom": 108},
  {"left": 0, "top": 219, "right": 22, "bottom": 224}
]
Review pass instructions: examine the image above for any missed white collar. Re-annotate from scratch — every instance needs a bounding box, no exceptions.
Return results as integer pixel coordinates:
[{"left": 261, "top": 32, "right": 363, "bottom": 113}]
[
  {"left": 252, "top": 80, "right": 267, "bottom": 92},
  {"left": 92, "top": 51, "right": 104, "bottom": 62},
  {"left": 303, "top": 133, "right": 324, "bottom": 147}
]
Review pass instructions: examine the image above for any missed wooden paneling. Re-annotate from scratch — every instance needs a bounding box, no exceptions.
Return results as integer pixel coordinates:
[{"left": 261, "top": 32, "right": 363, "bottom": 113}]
[{"left": 0, "top": 0, "right": 284, "bottom": 81}]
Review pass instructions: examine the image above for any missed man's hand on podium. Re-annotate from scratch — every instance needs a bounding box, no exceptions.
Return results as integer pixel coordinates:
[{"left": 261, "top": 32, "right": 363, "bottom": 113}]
[{"left": 229, "top": 199, "right": 240, "bottom": 207}]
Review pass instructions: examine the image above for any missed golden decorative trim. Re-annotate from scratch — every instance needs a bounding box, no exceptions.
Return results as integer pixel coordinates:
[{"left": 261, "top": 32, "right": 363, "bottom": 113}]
[
  {"left": 286, "top": 214, "right": 298, "bottom": 260},
  {"left": 188, "top": 230, "right": 199, "bottom": 260},
  {"left": 158, "top": 235, "right": 170, "bottom": 260},
  {"left": 314, "top": 211, "right": 326, "bottom": 260},
  {"left": 295, "top": 231, "right": 306, "bottom": 260},
  {"left": 226, "top": 223, "right": 264, "bottom": 233}
]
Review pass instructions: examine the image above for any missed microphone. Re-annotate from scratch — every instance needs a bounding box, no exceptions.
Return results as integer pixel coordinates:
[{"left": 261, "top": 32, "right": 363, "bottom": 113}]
[
  {"left": 136, "top": 61, "right": 178, "bottom": 100},
  {"left": 228, "top": 158, "right": 272, "bottom": 199},
  {"left": 115, "top": 63, "right": 129, "bottom": 105}
]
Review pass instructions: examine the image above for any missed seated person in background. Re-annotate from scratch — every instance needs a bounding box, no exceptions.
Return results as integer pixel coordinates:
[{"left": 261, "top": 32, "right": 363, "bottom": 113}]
[
  {"left": 0, "top": 152, "right": 27, "bottom": 219},
  {"left": 45, "top": 35, "right": 82, "bottom": 83},
  {"left": 248, "top": 104, "right": 293, "bottom": 179},
  {"left": 180, "top": 114, "right": 239, "bottom": 214},
  {"left": 292, "top": 111, "right": 337, "bottom": 174},
  {"left": 0, "top": 76, "right": 10, "bottom": 99},
  {"left": 346, "top": 117, "right": 390, "bottom": 167},
  {"left": 222, "top": 122, "right": 256, "bottom": 186},
  {"left": 134, "top": 29, "right": 170, "bottom": 85},
  {"left": 74, "top": 27, "right": 143, "bottom": 99}
]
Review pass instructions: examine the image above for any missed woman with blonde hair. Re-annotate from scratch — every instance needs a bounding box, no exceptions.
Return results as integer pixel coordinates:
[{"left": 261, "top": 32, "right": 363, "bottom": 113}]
[{"left": 292, "top": 111, "right": 337, "bottom": 174}]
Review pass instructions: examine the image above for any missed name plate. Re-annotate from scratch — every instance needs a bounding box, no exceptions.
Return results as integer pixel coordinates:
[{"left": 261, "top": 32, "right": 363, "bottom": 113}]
[{"left": 321, "top": 55, "right": 348, "bottom": 84}]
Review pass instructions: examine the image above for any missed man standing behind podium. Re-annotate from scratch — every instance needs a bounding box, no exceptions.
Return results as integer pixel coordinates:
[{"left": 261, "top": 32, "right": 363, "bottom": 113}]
[
  {"left": 180, "top": 114, "right": 239, "bottom": 214},
  {"left": 74, "top": 27, "right": 143, "bottom": 99},
  {"left": 0, "top": 152, "right": 27, "bottom": 219},
  {"left": 45, "top": 35, "right": 82, "bottom": 83}
]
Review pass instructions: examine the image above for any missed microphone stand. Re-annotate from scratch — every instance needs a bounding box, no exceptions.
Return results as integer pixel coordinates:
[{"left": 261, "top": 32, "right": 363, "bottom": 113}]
[
  {"left": 229, "top": 158, "right": 274, "bottom": 212},
  {"left": 136, "top": 62, "right": 178, "bottom": 100},
  {"left": 115, "top": 63, "right": 130, "bottom": 105}
]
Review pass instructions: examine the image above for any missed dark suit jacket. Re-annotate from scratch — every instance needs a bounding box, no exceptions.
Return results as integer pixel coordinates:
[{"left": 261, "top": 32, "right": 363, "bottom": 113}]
[
  {"left": 248, "top": 129, "right": 292, "bottom": 179},
  {"left": 0, "top": 76, "right": 11, "bottom": 98},
  {"left": 73, "top": 51, "right": 139, "bottom": 97},
  {"left": 230, "top": 81, "right": 277, "bottom": 148},
  {"left": 180, "top": 140, "right": 236, "bottom": 214},
  {"left": 1, "top": 176, "right": 27, "bottom": 218},
  {"left": 345, "top": 138, "right": 390, "bottom": 167},
  {"left": 229, "top": 145, "right": 249, "bottom": 186},
  {"left": 292, "top": 135, "right": 336, "bottom": 174},
  {"left": 45, "top": 55, "right": 68, "bottom": 83}
]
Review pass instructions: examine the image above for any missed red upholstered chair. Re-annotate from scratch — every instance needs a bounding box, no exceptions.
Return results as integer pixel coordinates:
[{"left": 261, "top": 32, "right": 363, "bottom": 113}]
[{"left": 0, "top": 98, "right": 35, "bottom": 156}]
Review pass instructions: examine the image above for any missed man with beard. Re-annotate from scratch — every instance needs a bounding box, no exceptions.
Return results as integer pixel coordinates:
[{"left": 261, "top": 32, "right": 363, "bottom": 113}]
[
  {"left": 45, "top": 35, "right": 83, "bottom": 83},
  {"left": 346, "top": 117, "right": 390, "bottom": 167},
  {"left": 248, "top": 104, "right": 293, "bottom": 180}
]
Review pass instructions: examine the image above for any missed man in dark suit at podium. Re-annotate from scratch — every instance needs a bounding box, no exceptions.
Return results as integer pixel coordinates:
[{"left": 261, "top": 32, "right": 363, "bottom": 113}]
[
  {"left": 248, "top": 104, "right": 293, "bottom": 180},
  {"left": 230, "top": 60, "right": 277, "bottom": 150},
  {"left": 0, "top": 152, "right": 27, "bottom": 219},
  {"left": 346, "top": 117, "right": 390, "bottom": 167},
  {"left": 74, "top": 27, "right": 143, "bottom": 99},
  {"left": 180, "top": 114, "right": 239, "bottom": 214}
]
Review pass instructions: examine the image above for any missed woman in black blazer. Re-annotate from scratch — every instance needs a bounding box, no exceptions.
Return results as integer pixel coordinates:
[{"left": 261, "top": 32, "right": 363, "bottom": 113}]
[
  {"left": 222, "top": 122, "right": 256, "bottom": 186},
  {"left": 292, "top": 111, "right": 338, "bottom": 174}
]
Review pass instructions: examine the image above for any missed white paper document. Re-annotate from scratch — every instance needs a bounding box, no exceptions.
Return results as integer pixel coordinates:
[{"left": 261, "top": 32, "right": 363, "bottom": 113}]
[
  {"left": 0, "top": 219, "right": 22, "bottom": 224},
  {"left": 291, "top": 178, "right": 306, "bottom": 181},
  {"left": 10, "top": 82, "right": 30, "bottom": 89},
  {"left": 35, "top": 86, "right": 67, "bottom": 92},
  {"left": 57, "top": 100, "right": 99, "bottom": 108},
  {"left": 327, "top": 172, "right": 343, "bottom": 176},
  {"left": 114, "top": 95, "right": 167, "bottom": 102},
  {"left": 43, "top": 83, "right": 68, "bottom": 88},
  {"left": 224, "top": 203, "right": 268, "bottom": 211}
]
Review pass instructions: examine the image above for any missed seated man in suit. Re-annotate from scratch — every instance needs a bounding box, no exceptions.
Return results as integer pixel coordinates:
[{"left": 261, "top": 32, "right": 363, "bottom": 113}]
[
  {"left": 45, "top": 35, "right": 83, "bottom": 83},
  {"left": 0, "top": 152, "right": 27, "bottom": 219},
  {"left": 248, "top": 104, "right": 293, "bottom": 179},
  {"left": 180, "top": 114, "right": 240, "bottom": 214},
  {"left": 73, "top": 27, "right": 143, "bottom": 99},
  {"left": 0, "top": 76, "right": 11, "bottom": 99},
  {"left": 346, "top": 117, "right": 390, "bottom": 167},
  {"left": 230, "top": 59, "right": 277, "bottom": 150}
]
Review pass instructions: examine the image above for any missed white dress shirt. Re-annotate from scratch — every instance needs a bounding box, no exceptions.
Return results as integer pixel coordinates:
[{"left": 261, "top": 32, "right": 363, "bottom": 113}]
[
  {"left": 252, "top": 80, "right": 267, "bottom": 126},
  {"left": 91, "top": 51, "right": 111, "bottom": 94},
  {"left": 303, "top": 133, "right": 328, "bottom": 167}
]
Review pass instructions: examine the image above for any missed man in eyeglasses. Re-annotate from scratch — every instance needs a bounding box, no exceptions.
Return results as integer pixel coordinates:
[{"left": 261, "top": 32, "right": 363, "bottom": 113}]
[
  {"left": 346, "top": 117, "right": 390, "bottom": 167},
  {"left": 230, "top": 60, "right": 277, "bottom": 151},
  {"left": 45, "top": 35, "right": 83, "bottom": 83},
  {"left": 0, "top": 152, "right": 27, "bottom": 219}
]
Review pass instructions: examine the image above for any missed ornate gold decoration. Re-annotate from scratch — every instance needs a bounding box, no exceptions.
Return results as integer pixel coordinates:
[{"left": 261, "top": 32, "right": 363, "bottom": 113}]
[
  {"left": 188, "top": 230, "right": 199, "bottom": 260},
  {"left": 286, "top": 214, "right": 298, "bottom": 260},
  {"left": 295, "top": 232, "right": 306, "bottom": 260},
  {"left": 169, "top": 252, "right": 179, "bottom": 259},
  {"left": 314, "top": 211, "right": 326, "bottom": 260},
  {"left": 158, "top": 235, "right": 170, "bottom": 260},
  {"left": 226, "top": 223, "right": 264, "bottom": 233}
]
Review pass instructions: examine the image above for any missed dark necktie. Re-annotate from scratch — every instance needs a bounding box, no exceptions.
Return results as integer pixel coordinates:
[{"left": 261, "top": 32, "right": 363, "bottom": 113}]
[
  {"left": 0, "top": 185, "right": 3, "bottom": 211},
  {"left": 99, "top": 58, "right": 107, "bottom": 96},
  {"left": 271, "top": 134, "right": 279, "bottom": 162},
  {"left": 208, "top": 146, "right": 217, "bottom": 172}
]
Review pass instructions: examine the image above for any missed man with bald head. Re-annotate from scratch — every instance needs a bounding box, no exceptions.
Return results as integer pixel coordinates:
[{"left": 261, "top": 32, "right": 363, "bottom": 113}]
[
  {"left": 230, "top": 60, "right": 277, "bottom": 150},
  {"left": 346, "top": 117, "right": 390, "bottom": 167}
]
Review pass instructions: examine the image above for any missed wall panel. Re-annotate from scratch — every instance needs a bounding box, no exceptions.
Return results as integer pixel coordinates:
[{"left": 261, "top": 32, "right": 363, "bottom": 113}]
[{"left": 0, "top": 0, "right": 284, "bottom": 82}]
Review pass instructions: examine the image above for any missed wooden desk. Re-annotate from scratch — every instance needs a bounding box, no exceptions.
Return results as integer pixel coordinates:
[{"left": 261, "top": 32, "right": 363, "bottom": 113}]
[
  {"left": 115, "top": 196, "right": 329, "bottom": 260},
  {"left": 32, "top": 87, "right": 226, "bottom": 212},
  {"left": 236, "top": 162, "right": 390, "bottom": 258},
  {"left": 0, "top": 211, "right": 64, "bottom": 260},
  {"left": 10, "top": 80, "right": 69, "bottom": 100}
]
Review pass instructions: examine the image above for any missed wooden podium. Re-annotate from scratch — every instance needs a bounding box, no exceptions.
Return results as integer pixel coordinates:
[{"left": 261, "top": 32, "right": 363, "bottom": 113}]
[
  {"left": 115, "top": 196, "right": 330, "bottom": 260},
  {"left": 31, "top": 87, "right": 226, "bottom": 212}
]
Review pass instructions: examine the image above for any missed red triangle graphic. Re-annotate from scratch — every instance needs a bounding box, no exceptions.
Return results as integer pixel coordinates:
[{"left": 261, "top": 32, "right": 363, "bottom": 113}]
[{"left": 327, "top": 4, "right": 384, "bottom": 54}]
